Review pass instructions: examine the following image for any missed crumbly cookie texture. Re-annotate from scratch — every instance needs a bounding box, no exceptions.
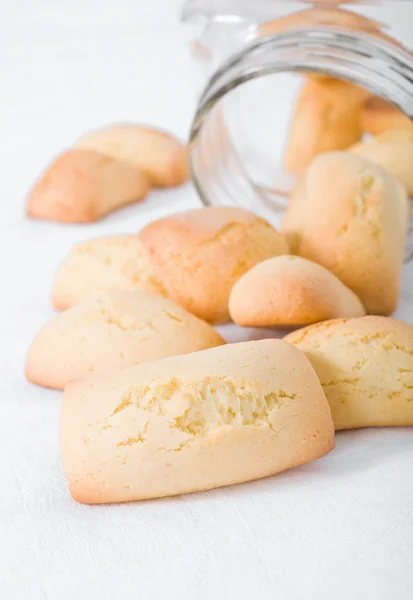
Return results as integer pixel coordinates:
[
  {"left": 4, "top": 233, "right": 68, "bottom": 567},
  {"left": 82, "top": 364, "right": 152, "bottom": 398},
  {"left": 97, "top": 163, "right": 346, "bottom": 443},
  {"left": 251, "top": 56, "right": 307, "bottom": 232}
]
[
  {"left": 139, "top": 206, "right": 290, "bottom": 323},
  {"left": 26, "top": 290, "right": 225, "bottom": 390},
  {"left": 76, "top": 124, "right": 189, "bottom": 187},
  {"left": 282, "top": 152, "right": 408, "bottom": 315},
  {"left": 283, "top": 79, "right": 367, "bottom": 173},
  {"left": 52, "top": 235, "right": 166, "bottom": 310},
  {"left": 26, "top": 149, "right": 149, "bottom": 223},
  {"left": 229, "top": 255, "right": 365, "bottom": 327},
  {"left": 350, "top": 129, "right": 413, "bottom": 195},
  {"left": 285, "top": 316, "right": 413, "bottom": 430},
  {"left": 61, "top": 339, "right": 334, "bottom": 503},
  {"left": 361, "top": 96, "right": 413, "bottom": 137}
]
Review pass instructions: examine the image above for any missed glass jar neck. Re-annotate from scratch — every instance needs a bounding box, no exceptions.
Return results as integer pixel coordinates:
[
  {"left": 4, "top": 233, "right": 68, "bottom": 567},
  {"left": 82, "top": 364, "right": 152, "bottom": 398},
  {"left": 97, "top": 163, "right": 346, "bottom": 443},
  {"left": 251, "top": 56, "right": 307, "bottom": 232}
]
[
  {"left": 189, "top": 27, "right": 413, "bottom": 218},
  {"left": 192, "top": 27, "right": 413, "bottom": 135}
]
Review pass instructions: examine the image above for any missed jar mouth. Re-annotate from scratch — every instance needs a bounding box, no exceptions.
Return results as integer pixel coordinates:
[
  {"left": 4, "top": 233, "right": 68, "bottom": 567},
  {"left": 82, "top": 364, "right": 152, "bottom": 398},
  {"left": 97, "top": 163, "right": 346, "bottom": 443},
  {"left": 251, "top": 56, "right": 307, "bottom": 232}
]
[
  {"left": 189, "top": 26, "right": 413, "bottom": 261},
  {"left": 191, "top": 27, "right": 413, "bottom": 142}
]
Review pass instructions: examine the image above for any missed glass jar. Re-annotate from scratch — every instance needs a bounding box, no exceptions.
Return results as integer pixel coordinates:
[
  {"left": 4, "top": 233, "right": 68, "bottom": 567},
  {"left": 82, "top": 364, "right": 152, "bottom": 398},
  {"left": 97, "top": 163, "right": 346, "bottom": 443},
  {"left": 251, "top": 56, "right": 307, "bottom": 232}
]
[{"left": 180, "top": 1, "right": 413, "bottom": 259}]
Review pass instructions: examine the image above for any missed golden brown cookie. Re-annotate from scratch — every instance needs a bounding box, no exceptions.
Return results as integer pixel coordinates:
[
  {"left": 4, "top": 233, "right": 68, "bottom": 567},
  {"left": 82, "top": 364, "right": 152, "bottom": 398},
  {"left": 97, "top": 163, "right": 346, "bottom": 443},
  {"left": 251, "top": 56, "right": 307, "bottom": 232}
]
[
  {"left": 229, "top": 255, "right": 365, "bottom": 327},
  {"left": 76, "top": 124, "right": 189, "bottom": 187},
  {"left": 52, "top": 235, "right": 166, "bottom": 310},
  {"left": 61, "top": 339, "right": 334, "bottom": 503},
  {"left": 26, "top": 149, "right": 149, "bottom": 223},
  {"left": 281, "top": 152, "right": 408, "bottom": 315},
  {"left": 139, "top": 207, "right": 290, "bottom": 323},
  {"left": 26, "top": 290, "right": 225, "bottom": 390},
  {"left": 283, "top": 79, "right": 366, "bottom": 173},
  {"left": 285, "top": 316, "right": 413, "bottom": 430},
  {"left": 361, "top": 97, "right": 413, "bottom": 137},
  {"left": 350, "top": 130, "right": 413, "bottom": 195}
]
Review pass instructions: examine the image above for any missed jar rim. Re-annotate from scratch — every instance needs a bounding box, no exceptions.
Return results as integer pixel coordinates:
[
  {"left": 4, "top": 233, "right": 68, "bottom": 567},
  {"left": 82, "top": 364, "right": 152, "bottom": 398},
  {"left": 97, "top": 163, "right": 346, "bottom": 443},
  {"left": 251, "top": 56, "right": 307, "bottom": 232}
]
[
  {"left": 188, "top": 26, "right": 413, "bottom": 262},
  {"left": 191, "top": 26, "right": 413, "bottom": 145}
]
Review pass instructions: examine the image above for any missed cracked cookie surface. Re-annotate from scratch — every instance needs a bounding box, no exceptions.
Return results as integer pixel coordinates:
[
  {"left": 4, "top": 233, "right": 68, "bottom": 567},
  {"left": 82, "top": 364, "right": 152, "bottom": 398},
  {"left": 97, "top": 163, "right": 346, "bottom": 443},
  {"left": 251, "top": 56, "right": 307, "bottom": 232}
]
[
  {"left": 282, "top": 152, "right": 408, "bottom": 315},
  {"left": 285, "top": 316, "right": 413, "bottom": 430},
  {"left": 52, "top": 235, "right": 166, "bottom": 310},
  {"left": 26, "top": 289, "right": 225, "bottom": 390},
  {"left": 139, "top": 207, "right": 290, "bottom": 323},
  {"left": 61, "top": 339, "right": 334, "bottom": 503}
]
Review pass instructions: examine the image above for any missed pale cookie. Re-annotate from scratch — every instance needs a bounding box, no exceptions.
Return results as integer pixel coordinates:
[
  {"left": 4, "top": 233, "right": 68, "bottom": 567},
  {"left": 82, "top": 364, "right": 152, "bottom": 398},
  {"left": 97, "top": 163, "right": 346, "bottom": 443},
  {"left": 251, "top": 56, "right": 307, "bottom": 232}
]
[
  {"left": 284, "top": 79, "right": 366, "bottom": 173},
  {"left": 52, "top": 235, "right": 166, "bottom": 311},
  {"left": 361, "top": 97, "right": 413, "bottom": 137},
  {"left": 76, "top": 124, "right": 189, "bottom": 187},
  {"left": 377, "top": 130, "right": 413, "bottom": 143},
  {"left": 139, "top": 207, "right": 290, "bottom": 323},
  {"left": 282, "top": 152, "right": 408, "bottom": 315},
  {"left": 229, "top": 256, "right": 365, "bottom": 327},
  {"left": 26, "top": 290, "right": 225, "bottom": 390},
  {"left": 350, "top": 130, "right": 413, "bottom": 195},
  {"left": 285, "top": 316, "right": 413, "bottom": 430},
  {"left": 26, "top": 149, "right": 149, "bottom": 223},
  {"left": 61, "top": 339, "right": 334, "bottom": 503}
]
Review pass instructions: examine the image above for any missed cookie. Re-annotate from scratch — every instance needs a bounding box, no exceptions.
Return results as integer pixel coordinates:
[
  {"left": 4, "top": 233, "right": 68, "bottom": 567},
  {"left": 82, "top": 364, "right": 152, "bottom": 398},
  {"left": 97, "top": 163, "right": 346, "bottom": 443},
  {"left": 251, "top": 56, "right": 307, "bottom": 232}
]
[
  {"left": 61, "top": 339, "right": 334, "bottom": 503},
  {"left": 229, "top": 255, "right": 365, "bottom": 327},
  {"left": 76, "top": 124, "right": 189, "bottom": 187},
  {"left": 26, "top": 290, "right": 225, "bottom": 390},
  {"left": 139, "top": 207, "right": 290, "bottom": 323},
  {"left": 350, "top": 130, "right": 413, "bottom": 195},
  {"left": 26, "top": 149, "right": 149, "bottom": 223},
  {"left": 52, "top": 235, "right": 166, "bottom": 310},
  {"left": 361, "top": 96, "right": 413, "bottom": 137},
  {"left": 282, "top": 152, "right": 408, "bottom": 315},
  {"left": 285, "top": 316, "right": 413, "bottom": 430},
  {"left": 283, "top": 78, "right": 366, "bottom": 173}
]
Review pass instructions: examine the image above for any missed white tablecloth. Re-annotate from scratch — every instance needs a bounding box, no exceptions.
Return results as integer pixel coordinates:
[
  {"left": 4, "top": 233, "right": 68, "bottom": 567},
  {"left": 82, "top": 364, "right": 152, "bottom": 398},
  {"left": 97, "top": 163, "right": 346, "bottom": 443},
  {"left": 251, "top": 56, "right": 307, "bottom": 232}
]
[{"left": 1, "top": 1, "right": 412, "bottom": 598}]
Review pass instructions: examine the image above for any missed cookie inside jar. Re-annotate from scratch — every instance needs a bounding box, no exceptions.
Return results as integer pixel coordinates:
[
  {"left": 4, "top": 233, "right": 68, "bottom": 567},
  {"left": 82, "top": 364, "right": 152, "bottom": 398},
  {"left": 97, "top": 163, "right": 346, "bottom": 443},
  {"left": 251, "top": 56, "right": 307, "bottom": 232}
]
[{"left": 182, "top": 0, "right": 413, "bottom": 259}]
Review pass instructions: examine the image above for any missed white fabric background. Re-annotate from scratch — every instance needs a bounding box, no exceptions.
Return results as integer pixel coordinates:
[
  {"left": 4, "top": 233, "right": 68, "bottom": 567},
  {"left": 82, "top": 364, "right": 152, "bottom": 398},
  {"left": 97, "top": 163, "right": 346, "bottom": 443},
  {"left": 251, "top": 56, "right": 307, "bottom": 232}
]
[{"left": 0, "top": 1, "right": 412, "bottom": 599}]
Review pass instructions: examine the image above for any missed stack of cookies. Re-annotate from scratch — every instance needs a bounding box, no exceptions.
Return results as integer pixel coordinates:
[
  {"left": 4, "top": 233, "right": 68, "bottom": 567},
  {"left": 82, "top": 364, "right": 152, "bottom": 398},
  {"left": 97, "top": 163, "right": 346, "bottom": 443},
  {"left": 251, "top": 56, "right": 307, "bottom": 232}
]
[
  {"left": 27, "top": 124, "right": 189, "bottom": 223},
  {"left": 25, "top": 117, "right": 413, "bottom": 504}
]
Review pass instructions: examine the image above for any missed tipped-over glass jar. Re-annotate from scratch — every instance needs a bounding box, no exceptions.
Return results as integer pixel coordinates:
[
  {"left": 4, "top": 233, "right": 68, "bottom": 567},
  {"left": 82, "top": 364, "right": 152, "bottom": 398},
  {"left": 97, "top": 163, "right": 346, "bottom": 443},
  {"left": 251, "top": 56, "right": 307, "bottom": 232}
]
[{"left": 181, "top": 0, "right": 413, "bottom": 259}]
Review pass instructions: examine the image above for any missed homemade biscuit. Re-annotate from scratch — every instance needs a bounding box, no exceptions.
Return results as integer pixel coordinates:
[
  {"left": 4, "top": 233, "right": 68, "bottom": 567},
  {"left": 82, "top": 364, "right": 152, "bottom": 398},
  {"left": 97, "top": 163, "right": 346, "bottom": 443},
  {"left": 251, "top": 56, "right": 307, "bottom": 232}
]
[
  {"left": 52, "top": 235, "right": 166, "bottom": 310},
  {"left": 26, "top": 290, "right": 225, "bottom": 390},
  {"left": 229, "top": 256, "right": 365, "bottom": 327},
  {"left": 285, "top": 316, "right": 413, "bottom": 430},
  {"left": 282, "top": 152, "right": 408, "bottom": 315},
  {"left": 284, "top": 79, "right": 366, "bottom": 173},
  {"left": 377, "top": 130, "right": 413, "bottom": 143},
  {"left": 61, "top": 339, "right": 334, "bottom": 503},
  {"left": 76, "top": 124, "right": 189, "bottom": 187},
  {"left": 139, "top": 207, "right": 290, "bottom": 323},
  {"left": 350, "top": 130, "right": 413, "bottom": 195},
  {"left": 361, "top": 97, "right": 413, "bottom": 137},
  {"left": 26, "top": 149, "right": 149, "bottom": 223}
]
